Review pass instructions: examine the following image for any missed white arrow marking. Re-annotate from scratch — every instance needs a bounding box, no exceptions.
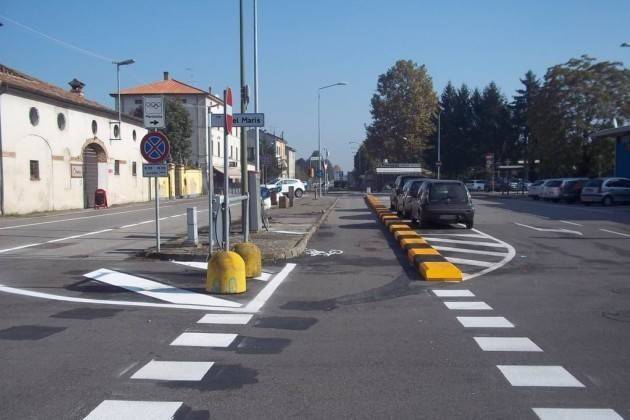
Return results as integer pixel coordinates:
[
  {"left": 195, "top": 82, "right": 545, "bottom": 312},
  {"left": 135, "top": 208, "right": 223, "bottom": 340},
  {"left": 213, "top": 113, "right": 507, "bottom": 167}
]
[
  {"left": 84, "top": 268, "right": 241, "bottom": 307},
  {"left": 514, "top": 223, "right": 583, "bottom": 236}
]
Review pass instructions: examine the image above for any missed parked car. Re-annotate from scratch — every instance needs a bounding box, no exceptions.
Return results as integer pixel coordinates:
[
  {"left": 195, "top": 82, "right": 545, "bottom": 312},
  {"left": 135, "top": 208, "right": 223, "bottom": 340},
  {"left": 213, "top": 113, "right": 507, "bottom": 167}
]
[
  {"left": 411, "top": 180, "right": 475, "bottom": 229},
  {"left": 465, "top": 180, "right": 486, "bottom": 192},
  {"left": 390, "top": 175, "right": 423, "bottom": 210},
  {"left": 262, "top": 178, "right": 305, "bottom": 198},
  {"left": 581, "top": 177, "right": 630, "bottom": 206},
  {"left": 528, "top": 180, "right": 546, "bottom": 200},
  {"left": 541, "top": 179, "right": 564, "bottom": 201},
  {"left": 559, "top": 178, "right": 588, "bottom": 203},
  {"left": 397, "top": 179, "right": 427, "bottom": 217}
]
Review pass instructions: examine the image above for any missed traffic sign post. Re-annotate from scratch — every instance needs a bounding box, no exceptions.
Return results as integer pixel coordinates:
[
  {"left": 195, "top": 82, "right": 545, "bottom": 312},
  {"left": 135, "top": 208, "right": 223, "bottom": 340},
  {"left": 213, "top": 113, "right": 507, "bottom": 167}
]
[
  {"left": 143, "top": 96, "right": 165, "bottom": 129},
  {"left": 140, "top": 131, "right": 170, "bottom": 253},
  {"left": 223, "top": 88, "right": 232, "bottom": 251}
]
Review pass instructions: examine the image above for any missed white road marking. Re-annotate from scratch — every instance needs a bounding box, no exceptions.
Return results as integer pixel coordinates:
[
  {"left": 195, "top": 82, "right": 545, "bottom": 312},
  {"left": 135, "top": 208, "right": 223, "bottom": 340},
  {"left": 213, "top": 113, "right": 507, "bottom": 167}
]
[
  {"left": 245, "top": 263, "right": 296, "bottom": 312},
  {"left": 422, "top": 237, "right": 507, "bottom": 248},
  {"left": 0, "top": 242, "right": 44, "bottom": 254},
  {"left": 474, "top": 337, "right": 542, "bottom": 352},
  {"left": 197, "top": 313, "right": 253, "bottom": 324},
  {"left": 463, "top": 228, "right": 517, "bottom": 281},
  {"left": 120, "top": 223, "right": 140, "bottom": 229},
  {"left": 84, "top": 400, "right": 183, "bottom": 420},
  {"left": 420, "top": 233, "right": 488, "bottom": 238},
  {"left": 170, "top": 332, "right": 237, "bottom": 348},
  {"left": 514, "top": 222, "right": 583, "bottom": 236},
  {"left": 131, "top": 360, "right": 214, "bottom": 381},
  {"left": 457, "top": 316, "right": 514, "bottom": 328},
  {"left": 433, "top": 246, "right": 508, "bottom": 257},
  {"left": 432, "top": 289, "right": 475, "bottom": 297},
  {"left": 532, "top": 408, "right": 623, "bottom": 420},
  {"left": 444, "top": 301, "right": 492, "bottom": 310},
  {"left": 171, "top": 261, "right": 273, "bottom": 281},
  {"left": 497, "top": 365, "right": 584, "bottom": 387},
  {"left": 559, "top": 220, "right": 583, "bottom": 226},
  {"left": 600, "top": 228, "right": 630, "bottom": 238},
  {"left": 83, "top": 269, "right": 241, "bottom": 308},
  {"left": 446, "top": 257, "right": 496, "bottom": 268}
]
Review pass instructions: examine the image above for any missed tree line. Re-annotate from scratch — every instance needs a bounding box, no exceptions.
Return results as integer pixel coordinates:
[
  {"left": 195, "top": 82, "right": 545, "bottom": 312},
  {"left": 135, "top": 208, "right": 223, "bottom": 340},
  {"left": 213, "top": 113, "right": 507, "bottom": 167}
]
[{"left": 355, "top": 56, "right": 630, "bottom": 180}]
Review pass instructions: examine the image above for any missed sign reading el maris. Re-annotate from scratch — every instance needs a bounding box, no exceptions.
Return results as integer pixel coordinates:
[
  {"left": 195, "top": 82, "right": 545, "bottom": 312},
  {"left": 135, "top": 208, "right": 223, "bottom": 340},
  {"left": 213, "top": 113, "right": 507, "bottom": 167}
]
[
  {"left": 211, "top": 113, "right": 265, "bottom": 128},
  {"left": 142, "top": 163, "right": 168, "bottom": 177}
]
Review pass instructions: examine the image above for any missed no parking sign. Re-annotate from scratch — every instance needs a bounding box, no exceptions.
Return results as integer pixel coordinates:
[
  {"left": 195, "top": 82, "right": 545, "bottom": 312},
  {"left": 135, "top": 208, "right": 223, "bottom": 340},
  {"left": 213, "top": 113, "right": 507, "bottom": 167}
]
[{"left": 140, "top": 132, "right": 170, "bottom": 163}]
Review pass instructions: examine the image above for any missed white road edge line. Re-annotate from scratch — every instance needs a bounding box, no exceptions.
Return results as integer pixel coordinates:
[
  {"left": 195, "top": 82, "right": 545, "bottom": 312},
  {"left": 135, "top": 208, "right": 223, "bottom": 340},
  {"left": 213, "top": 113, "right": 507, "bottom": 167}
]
[
  {"left": 462, "top": 228, "right": 516, "bottom": 281},
  {"left": 244, "top": 263, "right": 297, "bottom": 312},
  {"left": 600, "top": 228, "right": 630, "bottom": 238},
  {"left": 432, "top": 246, "right": 508, "bottom": 257},
  {"left": 559, "top": 220, "right": 583, "bottom": 226},
  {"left": 0, "top": 242, "right": 44, "bottom": 254},
  {"left": 84, "top": 400, "right": 183, "bottom": 420},
  {"left": 446, "top": 257, "right": 496, "bottom": 268}
]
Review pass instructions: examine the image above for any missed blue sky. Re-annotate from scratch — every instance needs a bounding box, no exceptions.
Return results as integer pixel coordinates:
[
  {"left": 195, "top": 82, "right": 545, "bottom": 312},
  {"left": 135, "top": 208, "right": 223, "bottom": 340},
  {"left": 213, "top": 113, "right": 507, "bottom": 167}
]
[{"left": 1, "top": 0, "right": 628, "bottom": 171}]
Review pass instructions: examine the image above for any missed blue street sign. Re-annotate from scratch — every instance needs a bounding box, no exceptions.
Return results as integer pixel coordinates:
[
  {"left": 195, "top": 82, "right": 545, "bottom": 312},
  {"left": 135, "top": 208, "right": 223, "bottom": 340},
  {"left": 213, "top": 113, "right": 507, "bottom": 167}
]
[{"left": 316, "top": 169, "right": 324, "bottom": 178}]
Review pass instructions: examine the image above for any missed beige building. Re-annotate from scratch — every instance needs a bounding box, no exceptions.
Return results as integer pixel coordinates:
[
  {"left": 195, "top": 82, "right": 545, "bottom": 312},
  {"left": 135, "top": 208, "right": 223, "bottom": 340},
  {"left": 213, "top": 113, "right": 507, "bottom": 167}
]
[{"left": 0, "top": 64, "right": 149, "bottom": 215}]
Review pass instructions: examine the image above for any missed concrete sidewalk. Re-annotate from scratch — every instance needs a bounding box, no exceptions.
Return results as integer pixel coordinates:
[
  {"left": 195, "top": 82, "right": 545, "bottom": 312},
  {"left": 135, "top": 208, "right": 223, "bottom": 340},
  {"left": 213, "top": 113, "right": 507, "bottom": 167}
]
[{"left": 143, "top": 193, "right": 338, "bottom": 262}]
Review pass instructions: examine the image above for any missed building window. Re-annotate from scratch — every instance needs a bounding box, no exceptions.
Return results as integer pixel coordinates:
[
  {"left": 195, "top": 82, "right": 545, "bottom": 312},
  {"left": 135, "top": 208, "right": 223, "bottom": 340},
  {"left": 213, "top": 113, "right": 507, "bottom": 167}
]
[
  {"left": 30, "top": 160, "right": 40, "bottom": 180},
  {"left": 91, "top": 120, "right": 98, "bottom": 135},
  {"left": 29, "top": 107, "right": 39, "bottom": 126},
  {"left": 181, "top": 99, "right": 187, "bottom": 104},
  {"left": 132, "top": 130, "right": 137, "bottom": 141},
  {"left": 57, "top": 113, "right": 66, "bottom": 130},
  {"left": 236, "top": 147, "right": 238, "bottom": 158},
  {"left": 230, "top": 146, "right": 233, "bottom": 158},
  {"left": 114, "top": 160, "right": 120, "bottom": 175},
  {"left": 135, "top": 99, "right": 143, "bottom": 104},
  {"left": 113, "top": 124, "right": 120, "bottom": 139},
  {"left": 132, "top": 161, "right": 137, "bottom": 176},
  {"left": 217, "top": 142, "right": 221, "bottom": 157}
]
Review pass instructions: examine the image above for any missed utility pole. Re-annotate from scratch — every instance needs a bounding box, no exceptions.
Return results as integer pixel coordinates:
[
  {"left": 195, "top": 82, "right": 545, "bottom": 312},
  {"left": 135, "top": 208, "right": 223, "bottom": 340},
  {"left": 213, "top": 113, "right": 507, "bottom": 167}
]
[{"left": 239, "top": 0, "right": 249, "bottom": 241}]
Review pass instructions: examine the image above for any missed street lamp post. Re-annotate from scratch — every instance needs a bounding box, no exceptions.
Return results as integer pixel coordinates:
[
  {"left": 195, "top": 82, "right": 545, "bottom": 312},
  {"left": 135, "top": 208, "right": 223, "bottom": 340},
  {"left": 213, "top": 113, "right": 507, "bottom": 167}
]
[
  {"left": 113, "top": 59, "right": 135, "bottom": 132},
  {"left": 317, "top": 82, "right": 347, "bottom": 198},
  {"left": 437, "top": 105, "right": 443, "bottom": 179}
]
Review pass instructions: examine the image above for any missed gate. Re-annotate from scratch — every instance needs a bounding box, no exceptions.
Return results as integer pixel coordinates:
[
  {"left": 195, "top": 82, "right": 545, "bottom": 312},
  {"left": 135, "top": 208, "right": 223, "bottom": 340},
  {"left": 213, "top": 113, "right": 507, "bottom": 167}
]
[{"left": 83, "top": 147, "right": 98, "bottom": 208}]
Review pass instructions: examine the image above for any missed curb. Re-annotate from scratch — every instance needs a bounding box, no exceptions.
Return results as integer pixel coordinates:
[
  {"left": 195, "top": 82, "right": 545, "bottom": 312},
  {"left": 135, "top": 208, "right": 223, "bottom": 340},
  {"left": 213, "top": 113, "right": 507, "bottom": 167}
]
[
  {"left": 263, "top": 196, "right": 339, "bottom": 262},
  {"left": 364, "top": 194, "right": 462, "bottom": 282}
]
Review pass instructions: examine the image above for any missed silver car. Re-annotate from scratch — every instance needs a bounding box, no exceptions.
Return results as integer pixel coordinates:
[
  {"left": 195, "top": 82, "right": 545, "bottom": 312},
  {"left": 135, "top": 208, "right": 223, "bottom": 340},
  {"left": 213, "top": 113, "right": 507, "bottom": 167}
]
[
  {"left": 581, "top": 177, "right": 630, "bottom": 206},
  {"left": 397, "top": 179, "right": 426, "bottom": 217},
  {"left": 528, "top": 180, "right": 546, "bottom": 200}
]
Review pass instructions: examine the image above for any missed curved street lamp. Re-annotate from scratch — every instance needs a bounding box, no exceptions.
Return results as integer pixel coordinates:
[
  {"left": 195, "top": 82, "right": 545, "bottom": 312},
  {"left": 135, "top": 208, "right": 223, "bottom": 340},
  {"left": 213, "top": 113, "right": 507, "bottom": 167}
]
[{"left": 113, "top": 58, "right": 135, "bottom": 130}]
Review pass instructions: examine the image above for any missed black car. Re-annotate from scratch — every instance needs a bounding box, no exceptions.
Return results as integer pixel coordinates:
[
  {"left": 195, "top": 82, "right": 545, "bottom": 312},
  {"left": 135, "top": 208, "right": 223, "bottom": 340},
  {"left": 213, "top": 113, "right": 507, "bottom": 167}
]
[
  {"left": 410, "top": 180, "right": 475, "bottom": 229},
  {"left": 390, "top": 174, "right": 423, "bottom": 210},
  {"left": 559, "top": 178, "right": 588, "bottom": 203}
]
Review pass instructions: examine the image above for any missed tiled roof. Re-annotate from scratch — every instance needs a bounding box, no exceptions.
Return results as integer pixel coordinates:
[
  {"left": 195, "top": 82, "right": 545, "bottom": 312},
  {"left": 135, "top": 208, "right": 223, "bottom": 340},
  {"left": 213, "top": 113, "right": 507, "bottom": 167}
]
[
  {"left": 0, "top": 64, "right": 111, "bottom": 112},
  {"left": 118, "top": 79, "right": 208, "bottom": 95}
]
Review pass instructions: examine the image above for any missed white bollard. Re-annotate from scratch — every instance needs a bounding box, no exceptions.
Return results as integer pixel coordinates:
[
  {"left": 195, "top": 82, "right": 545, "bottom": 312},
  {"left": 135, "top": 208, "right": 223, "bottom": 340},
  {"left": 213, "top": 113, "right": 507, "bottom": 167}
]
[{"left": 185, "top": 206, "right": 199, "bottom": 246}]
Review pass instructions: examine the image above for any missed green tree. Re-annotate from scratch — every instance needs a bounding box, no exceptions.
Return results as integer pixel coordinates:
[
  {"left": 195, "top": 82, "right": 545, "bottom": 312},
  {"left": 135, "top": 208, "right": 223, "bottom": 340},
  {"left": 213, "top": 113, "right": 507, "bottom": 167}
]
[
  {"left": 365, "top": 60, "right": 439, "bottom": 167},
  {"left": 530, "top": 56, "right": 630, "bottom": 177},
  {"left": 511, "top": 71, "right": 541, "bottom": 180},
  {"left": 161, "top": 98, "right": 192, "bottom": 165}
]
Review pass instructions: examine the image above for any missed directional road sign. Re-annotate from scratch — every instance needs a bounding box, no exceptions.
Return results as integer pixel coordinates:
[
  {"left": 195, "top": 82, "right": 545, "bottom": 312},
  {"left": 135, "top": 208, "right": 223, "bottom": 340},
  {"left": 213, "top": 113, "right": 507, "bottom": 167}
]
[
  {"left": 225, "top": 88, "right": 233, "bottom": 132},
  {"left": 143, "top": 96, "right": 165, "bottom": 129},
  {"left": 140, "top": 132, "right": 170, "bottom": 164},
  {"left": 142, "top": 163, "right": 168, "bottom": 177},
  {"left": 210, "top": 113, "right": 265, "bottom": 128}
]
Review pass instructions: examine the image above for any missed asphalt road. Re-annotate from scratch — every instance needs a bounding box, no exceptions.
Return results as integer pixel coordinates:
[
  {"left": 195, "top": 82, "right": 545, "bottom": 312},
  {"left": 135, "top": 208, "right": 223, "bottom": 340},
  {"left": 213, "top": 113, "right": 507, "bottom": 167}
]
[{"left": 0, "top": 193, "right": 628, "bottom": 419}]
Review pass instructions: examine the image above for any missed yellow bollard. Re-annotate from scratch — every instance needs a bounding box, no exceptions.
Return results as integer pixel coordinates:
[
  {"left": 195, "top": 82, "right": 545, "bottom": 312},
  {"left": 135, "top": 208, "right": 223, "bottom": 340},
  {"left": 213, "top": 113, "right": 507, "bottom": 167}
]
[
  {"left": 233, "top": 242, "right": 262, "bottom": 278},
  {"left": 206, "top": 250, "right": 246, "bottom": 294}
]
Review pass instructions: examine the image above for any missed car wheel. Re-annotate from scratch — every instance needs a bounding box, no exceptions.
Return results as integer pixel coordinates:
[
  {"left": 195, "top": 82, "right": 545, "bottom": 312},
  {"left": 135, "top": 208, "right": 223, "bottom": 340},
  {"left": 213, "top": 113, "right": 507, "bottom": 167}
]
[
  {"left": 416, "top": 213, "right": 425, "bottom": 229},
  {"left": 294, "top": 189, "right": 303, "bottom": 198},
  {"left": 465, "top": 220, "right": 474, "bottom": 229},
  {"left": 602, "top": 196, "right": 613, "bottom": 206}
]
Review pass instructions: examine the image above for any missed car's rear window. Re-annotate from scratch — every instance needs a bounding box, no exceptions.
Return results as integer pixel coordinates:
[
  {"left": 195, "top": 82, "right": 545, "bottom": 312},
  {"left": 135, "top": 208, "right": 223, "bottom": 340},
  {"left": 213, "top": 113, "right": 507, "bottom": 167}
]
[
  {"left": 429, "top": 183, "right": 468, "bottom": 203},
  {"left": 585, "top": 179, "right": 603, "bottom": 187},
  {"left": 532, "top": 180, "right": 544, "bottom": 186},
  {"left": 547, "top": 180, "right": 562, "bottom": 187}
]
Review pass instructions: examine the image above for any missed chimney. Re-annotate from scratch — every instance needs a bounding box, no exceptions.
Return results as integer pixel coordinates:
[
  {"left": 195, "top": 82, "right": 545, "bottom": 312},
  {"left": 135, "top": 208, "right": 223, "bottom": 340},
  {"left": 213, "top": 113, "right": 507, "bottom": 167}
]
[
  {"left": 68, "top": 78, "right": 85, "bottom": 96},
  {"left": 208, "top": 86, "right": 212, "bottom": 96},
  {"left": 163, "top": 71, "right": 170, "bottom": 80}
]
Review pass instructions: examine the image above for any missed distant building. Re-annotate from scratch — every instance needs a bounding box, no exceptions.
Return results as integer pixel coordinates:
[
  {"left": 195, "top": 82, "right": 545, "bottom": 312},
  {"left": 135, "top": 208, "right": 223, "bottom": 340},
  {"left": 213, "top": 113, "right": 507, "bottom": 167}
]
[
  {"left": 0, "top": 64, "right": 149, "bottom": 215},
  {"left": 247, "top": 129, "right": 296, "bottom": 178},
  {"left": 592, "top": 125, "right": 630, "bottom": 178},
  {"left": 114, "top": 72, "right": 251, "bottom": 188}
]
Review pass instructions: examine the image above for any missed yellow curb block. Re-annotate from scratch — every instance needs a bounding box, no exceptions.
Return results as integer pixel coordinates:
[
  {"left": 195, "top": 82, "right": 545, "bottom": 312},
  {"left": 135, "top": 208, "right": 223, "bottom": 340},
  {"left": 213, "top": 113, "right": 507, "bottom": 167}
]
[
  {"left": 384, "top": 219, "right": 403, "bottom": 227},
  {"left": 389, "top": 224, "right": 411, "bottom": 233},
  {"left": 400, "top": 237, "right": 429, "bottom": 250},
  {"left": 380, "top": 215, "right": 399, "bottom": 222},
  {"left": 419, "top": 261, "right": 463, "bottom": 282},
  {"left": 407, "top": 247, "right": 440, "bottom": 264},
  {"left": 394, "top": 230, "right": 420, "bottom": 241}
]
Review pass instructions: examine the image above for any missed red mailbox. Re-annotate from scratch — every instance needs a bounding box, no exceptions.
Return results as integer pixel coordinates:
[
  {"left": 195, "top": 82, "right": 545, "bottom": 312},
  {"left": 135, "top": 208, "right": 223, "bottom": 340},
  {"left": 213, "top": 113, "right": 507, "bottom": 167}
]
[{"left": 94, "top": 189, "right": 108, "bottom": 209}]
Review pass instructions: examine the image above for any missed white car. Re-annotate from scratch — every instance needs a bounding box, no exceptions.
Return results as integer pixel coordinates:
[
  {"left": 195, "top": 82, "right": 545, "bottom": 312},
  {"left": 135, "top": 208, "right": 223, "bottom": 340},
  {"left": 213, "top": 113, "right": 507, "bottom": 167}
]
[
  {"left": 465, "top": 180, "right": 485, "bottom": 191},
  {"left": 263, "top": 178, "right": 305, "bottom": 198}
]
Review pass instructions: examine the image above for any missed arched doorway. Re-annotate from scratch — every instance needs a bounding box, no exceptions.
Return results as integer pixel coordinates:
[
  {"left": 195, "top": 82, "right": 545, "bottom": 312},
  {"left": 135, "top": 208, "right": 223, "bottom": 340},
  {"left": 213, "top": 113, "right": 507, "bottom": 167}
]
[{"left": 82, "top": 142, "right": 107, "bottom": 208}]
